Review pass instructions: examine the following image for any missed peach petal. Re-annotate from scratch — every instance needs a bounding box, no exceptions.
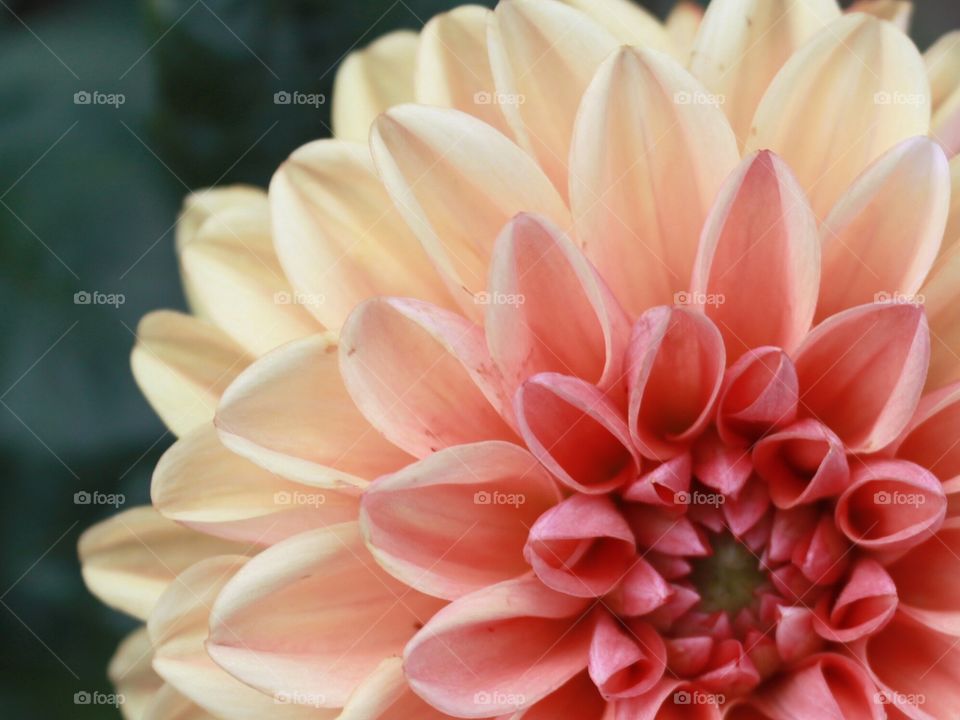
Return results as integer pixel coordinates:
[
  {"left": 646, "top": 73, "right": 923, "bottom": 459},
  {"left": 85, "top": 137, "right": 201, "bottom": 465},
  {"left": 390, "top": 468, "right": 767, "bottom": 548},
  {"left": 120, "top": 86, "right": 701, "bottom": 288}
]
[
  {"left": 813, "top": 558, "right": 898, "bottom": 643},
  {"left": 337, "top": 657, "right": 453, "bottom": 720},
  {"left": 503, "top": 671, "right": 606, "bottom": 720},
  {"left": 403, "top": 575, "right": 594, "bottom": 717},
  {"left": 570, "top": 47, "right": 740, "bottom": 315},
  {"left": 486, "top": 213, "right": 631, "bottom": 398},
  {"left": 332, "top": 31, "right": 418, "bottom": 143},
  {"left": 888, "top": 523, "right": 960, "bottom": 636},
  {"left": 835, "top": 459, "right": 947, "bottom": 555},
  {"left": 920, "top": 239, "right": 960, "bottom": 389},
  {"left": 370, "top": 104, "right": 569, "bottom": 314},
  {"left": 753, "top": 419, "right": 850, "bottom": 509},
  {"left": 716, "top": 348, "right": 799, "bottom": 447},
  {"left": 690, "top": 0, "right": 841, "bottom": 145},
  {"left": 817, "top": 137, "right": 949, "bottom": 321},
  {"left": 208, "top": 523, "right": 445, "bottom": 708},
  {"left": 747, "top": 13, "right": 930, "bottom": 218},
  {"left": 627, "top": 307, "right": 726, "bottom": 460},
  {"left": 524, "top": 493, "right": 635, "bottom": 598},
  {"left": 269, "top": 140, "right": 453, "bottom": 330},
  {"left": 588, "top": 614, "right": 666, "bottom": 700},
  {"left": 515, "top": 373, "right": 639, "bottom": 494},
  {"left": 152, "top": 424, "right": 359, "bottom": 545},
  {"left": 793, "top": 303, "right": 929, "bottom": 453},
  {"left": 339, "top": 297, "right": 517, "bottom": 458},
  {"left": 361, "top": 441, "right": 560, "bottom": 600},
  {"left": 691, "top": 151, "right": 820, "bottom": 359},
  {"left": 487, "top": 0, "right": 618, "bottom": 196},
  {"left": 215, "top": 333, "right": 412, "bottom": 487},
  {"left": 142, "top": 685, "right": 215, "bottom": 720}
]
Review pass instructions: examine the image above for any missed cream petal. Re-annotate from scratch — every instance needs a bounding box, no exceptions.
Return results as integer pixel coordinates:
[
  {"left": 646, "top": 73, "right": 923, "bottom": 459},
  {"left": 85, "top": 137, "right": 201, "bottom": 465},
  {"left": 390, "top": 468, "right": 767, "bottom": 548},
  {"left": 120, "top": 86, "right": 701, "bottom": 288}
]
[
  {"left": 180, "top": 203, "right": 320, "bottom": 356},
  {"left": 175, "top": 186, "right": 269, "bottom": 319},
  {"left": 415, "top": 5, "right": 513, "bottom": 137},
  {"left": 920, "top": 241, "right": 960, "bottom": 389},
  {"left": 926, "top": 32, "right": 960, "bottom": 156},
  {"left": 143, "top": 685, "right": 216, "bottom": 720},
  {"left": 403, "top": 575, "right": 594, "bottom": 717},
  {"left": 570, "top": 46, "right": 740, "bottom": 315},
  {"left": 944, "top": 155, "right": 960, "bottom": 251},
  {"left": 557, "top": 0, "right": 673, "bottom": 52},
  {"left": 152, "top": 424, "right": 360, "bottom": 546},
  {"left": 747, "top": 13, "right": 930, "bottom": 219},
  {"left": 109, "top": 627, "right": 163, "bottom": 720},
  {"left": 849, "top": 0, "right": 912, "bottom": 31},
  {"left": 269, "top": 139, "right": 453, "bottom": 330},
  {"left": 360, "top": 441, "right": 560, "bottom": 600},
  {"left": 215, "top": 332, "right": 412, "bottom": 488},
  {"left": 817, "top": 137, "right": 949, "bottom": 320},
  {"left": 691, "top": 151, "right": 820, "bottom": 359},
  {"left": 793, "top": 303, "right": 929, "bottom": 453},
  {"left": 78, "top": 506, "right": 245, "bottom": 621},
  {"left": 370, "top": 104, "right": 569, "bottom": 315},
  {"left": 339, "top": 297, "right": 516, "bottom": 458},
  {"left": 131, "top": 310, "right": 251, "bottom": 437},
  {"left": 485, "top": 213, "right": 631, "bottom": 398},
  {"left": 690, "top": 0, "right": 841, "bottom": 145},
  {"left": 666, "top": 1, "right": 703, "bottom": 64},
  {"left": 338, "top": 658, "right": 454, "bottom": 720},
  {"left": 207, "top": 523, "right": 445, "bottom": 708},
  {"left": 488, "top": 0, "right": 619, "bottom": 195},
  {"left": 332, "top": 30, "right": 418, "bottom": 143},
  {"left": 148, "top": 555, "right": 332, "bottom": 719}
]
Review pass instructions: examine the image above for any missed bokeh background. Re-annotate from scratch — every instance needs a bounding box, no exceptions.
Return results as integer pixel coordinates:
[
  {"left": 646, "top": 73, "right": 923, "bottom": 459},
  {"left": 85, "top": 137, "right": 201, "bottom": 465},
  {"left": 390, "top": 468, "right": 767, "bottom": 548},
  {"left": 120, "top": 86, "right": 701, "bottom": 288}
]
[{"left": 0, "top": 0, "right": 956, "bottom": 716}]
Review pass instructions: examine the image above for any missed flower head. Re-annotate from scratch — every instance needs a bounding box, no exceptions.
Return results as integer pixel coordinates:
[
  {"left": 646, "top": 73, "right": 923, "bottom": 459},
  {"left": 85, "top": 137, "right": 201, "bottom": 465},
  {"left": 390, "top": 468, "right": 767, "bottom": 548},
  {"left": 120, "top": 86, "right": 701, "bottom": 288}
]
[{"left": 80, "top": 0, "right": 960, "bottom": 718}]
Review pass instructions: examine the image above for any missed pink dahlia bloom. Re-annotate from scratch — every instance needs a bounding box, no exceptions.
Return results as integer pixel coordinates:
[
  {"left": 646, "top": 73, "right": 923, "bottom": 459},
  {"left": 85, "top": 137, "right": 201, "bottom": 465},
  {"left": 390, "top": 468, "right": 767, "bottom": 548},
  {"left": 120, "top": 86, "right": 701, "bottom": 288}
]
[{"left": 79, "top": 0, "right": 960, "bottom": 718}]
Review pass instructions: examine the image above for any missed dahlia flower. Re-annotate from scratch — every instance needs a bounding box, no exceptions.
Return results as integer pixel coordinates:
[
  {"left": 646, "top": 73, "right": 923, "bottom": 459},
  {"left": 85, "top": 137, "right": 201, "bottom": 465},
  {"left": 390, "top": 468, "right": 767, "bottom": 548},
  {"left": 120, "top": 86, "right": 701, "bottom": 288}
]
[{"left": 79, "top": 0, "right": 960, "bottom": 718}]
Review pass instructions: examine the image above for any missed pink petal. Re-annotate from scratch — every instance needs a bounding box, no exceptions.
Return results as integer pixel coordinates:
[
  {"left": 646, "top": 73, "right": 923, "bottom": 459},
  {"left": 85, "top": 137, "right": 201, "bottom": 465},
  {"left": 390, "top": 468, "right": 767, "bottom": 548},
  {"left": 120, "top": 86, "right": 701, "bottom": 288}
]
[
  {"left": 735, "top": 653, "right": 883, "bottom": 720},
  {"left": 691, "top": 151, "right": 819, "bottom": 359},
  {"left": 793, "top": 302, "right": 929, "bottom": 453},
  {"left": 798, "top": 515, "right": 850, "bottom": 587},
  {"left": 692, "top": 427, "right": 753, "bottom": 496},
  {"left": 361, "top": 441, "right": 561, "bottom": 600},
  {"left": 624, "top": 505, "right": 710, "bottom": 557},
  {"left": 486, "top": 213, "right": 631, "bottom": 398},
  {"left": 403, "top": 576, "right": 594, "bottom": 717},
  {"left": 588, "top": 614, "right": 666, "bottom": 699},
  {"left": 504, "top": 671, "right": 606, "bottom": 720},
  {"left": 207, "top": 523, "right": 445, "bottom": 707},
  {"left": 627, "top": 307, "right": 726, "bottom": 460},
  {"left": 524, "top": 493, "right": 635, "bottom": 598},
  {"left": 753, "top": 419, "right": 850, "bottom": 509},
  {"left": 817, "top": 137, "right": 950, "bottom": 321},
  {"left": 621, "top": 454, "right": 692, "bottom": 509},
  {"left": 337, "top": 658, "right": 453, "bottom": 720},
  {"left": 835, "top": 459, "right": 947, "bottom": 554},
  {"left": 723, "top": 478, "right": 770, "bottom": 537},
  {"left": 888, "top": 523, "right": 960, "bottom": 635},
  {"left": 515, "top": 373, "right": 639, "bottom": 494},
  {"left": 768, "top": 506, "right": 819, "bottom": 564},
  {"left": 894, "top": 381, "right": 960, "bottom": 482},
  {"left": 613, "top": 678, "right": 723, "bottom": 720},
  {"left": 775, "top": 607, "right": 824, "bottom": 665},
  {"left": 606, "top": 558, "right": 673, "bottom": 617},
  {"left": 716, "top": 347, "right": 799, "bottom": 447},
  {"left": 664, "top": 635, "right": 713, "bottom": 677},
  {"left": 813, "top": 558, "right": 898, "bottom": 642},
  {"left": 339, "top": 297, "right": 516, "bottom": 458}
]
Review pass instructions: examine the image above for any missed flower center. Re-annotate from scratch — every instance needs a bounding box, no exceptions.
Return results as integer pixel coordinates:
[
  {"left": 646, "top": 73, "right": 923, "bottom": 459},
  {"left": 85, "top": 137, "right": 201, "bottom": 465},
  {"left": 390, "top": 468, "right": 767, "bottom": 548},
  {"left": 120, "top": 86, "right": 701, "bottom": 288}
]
[{"left": 689, "top": 533, "right": 766, "bottom": 614}]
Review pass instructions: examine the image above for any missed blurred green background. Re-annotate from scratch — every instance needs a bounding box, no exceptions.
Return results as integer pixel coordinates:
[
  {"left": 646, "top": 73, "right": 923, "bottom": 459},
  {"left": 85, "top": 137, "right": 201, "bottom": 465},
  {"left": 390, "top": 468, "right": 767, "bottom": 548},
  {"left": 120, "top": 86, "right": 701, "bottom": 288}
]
[{"left": 0, "top": 0, "right": 955, "bottom": 717}]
